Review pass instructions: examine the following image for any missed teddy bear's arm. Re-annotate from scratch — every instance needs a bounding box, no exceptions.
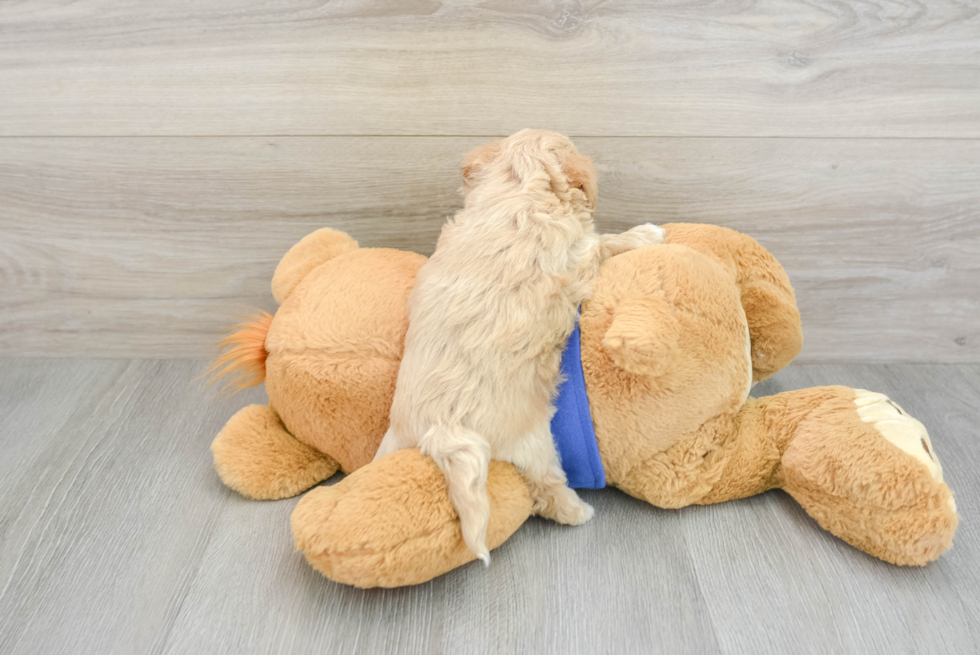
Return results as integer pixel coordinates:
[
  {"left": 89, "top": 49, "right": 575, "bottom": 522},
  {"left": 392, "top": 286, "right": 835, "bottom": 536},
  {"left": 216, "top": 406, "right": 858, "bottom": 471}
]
[
  {"left": 662, "top": 223, "right": 803, "bottom": 382},
  {"left": 271, "top": 228, "right": 359, "bottom": 304},
  {"left": 738, "top": 273, "right": 804, "bottom": 382},
  {"left": 212, "top": 404, "right": 340, "bottom": 499}
]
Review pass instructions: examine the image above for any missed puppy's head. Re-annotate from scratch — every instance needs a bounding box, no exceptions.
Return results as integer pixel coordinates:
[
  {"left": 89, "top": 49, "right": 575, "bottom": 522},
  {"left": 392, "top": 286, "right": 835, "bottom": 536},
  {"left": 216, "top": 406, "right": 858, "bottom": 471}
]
[{"left": 460, "top": 129, "right": 598, "bottom": 211}]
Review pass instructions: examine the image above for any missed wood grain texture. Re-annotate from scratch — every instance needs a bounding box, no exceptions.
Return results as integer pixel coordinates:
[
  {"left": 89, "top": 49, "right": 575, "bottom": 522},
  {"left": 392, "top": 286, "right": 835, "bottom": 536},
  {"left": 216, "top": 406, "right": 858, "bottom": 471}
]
[
  {"left": 0, "top": 360, "right": 977, "bottom": 654},
  {"left": 1, "top": 0, "right": 978, "bottom": 137},
  {"left": 1, "top": 136, "right": 977, "bottom": 361}
]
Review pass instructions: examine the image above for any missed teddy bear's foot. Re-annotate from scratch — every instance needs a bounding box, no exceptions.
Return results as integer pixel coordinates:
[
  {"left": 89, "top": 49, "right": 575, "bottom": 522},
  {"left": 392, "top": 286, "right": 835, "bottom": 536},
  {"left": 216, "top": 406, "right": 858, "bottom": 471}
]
[
  {"left": 212, "top": 404, "right": 339, "bottom": 500},
  {"left": 291, "top": 449, "right": 533, "bottom": 588},
  {"left": 853, "top": 390, "right": 949, "bottom": 497},
  {"left": 779, "top": 387, "right": 958, "bottom": 566}
]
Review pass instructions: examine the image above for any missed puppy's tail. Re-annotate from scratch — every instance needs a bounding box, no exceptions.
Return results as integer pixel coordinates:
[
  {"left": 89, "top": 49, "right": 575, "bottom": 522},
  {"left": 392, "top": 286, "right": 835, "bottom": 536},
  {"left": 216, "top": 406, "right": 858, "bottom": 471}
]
[{"left": 421, "top": 425, "right": 492, "bottom": 565}]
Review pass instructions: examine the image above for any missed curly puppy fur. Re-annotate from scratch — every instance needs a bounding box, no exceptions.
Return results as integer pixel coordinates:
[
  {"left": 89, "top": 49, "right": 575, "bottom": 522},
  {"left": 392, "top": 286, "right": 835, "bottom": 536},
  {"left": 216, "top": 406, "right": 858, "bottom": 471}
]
[{"left": 375, "top": 129, "right": 664, "bottom": 562}]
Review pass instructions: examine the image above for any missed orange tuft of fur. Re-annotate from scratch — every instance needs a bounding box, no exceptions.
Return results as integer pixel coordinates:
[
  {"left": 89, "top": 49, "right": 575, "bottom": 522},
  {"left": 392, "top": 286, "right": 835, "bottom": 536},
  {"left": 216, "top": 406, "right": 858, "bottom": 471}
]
[{"left": 205, "top": 311, "right": 273, "bottom": 394}]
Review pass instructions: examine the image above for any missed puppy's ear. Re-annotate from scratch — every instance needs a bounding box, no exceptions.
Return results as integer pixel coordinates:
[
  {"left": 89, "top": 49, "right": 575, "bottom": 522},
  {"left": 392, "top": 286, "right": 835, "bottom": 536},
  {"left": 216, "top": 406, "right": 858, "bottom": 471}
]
[
  {"left": 461, "top": 141, "right": 502, "bottom": 194},
  {"left": 564, "top": 152, "right": 598, "bottom": 208}
]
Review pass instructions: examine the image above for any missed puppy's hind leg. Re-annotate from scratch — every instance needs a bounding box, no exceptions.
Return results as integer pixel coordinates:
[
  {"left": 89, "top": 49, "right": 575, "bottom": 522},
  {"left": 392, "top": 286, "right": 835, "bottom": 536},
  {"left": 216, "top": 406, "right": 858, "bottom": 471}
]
[
  {"left": 506, "top": 423, "right": 594, "bottom": 525},
  {"left": 420, "top": 425, "right": 493, "bottom": 565},
  {"left": 374, "top": 426, "right": 414, "bottom": 461}
]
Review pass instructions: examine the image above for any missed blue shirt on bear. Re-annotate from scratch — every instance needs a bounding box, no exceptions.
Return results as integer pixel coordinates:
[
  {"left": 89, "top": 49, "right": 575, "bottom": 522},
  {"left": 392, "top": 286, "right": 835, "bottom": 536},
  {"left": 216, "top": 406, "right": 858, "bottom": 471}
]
[{"left": 550, "top": 317, "right": 606, "bottom": 489}]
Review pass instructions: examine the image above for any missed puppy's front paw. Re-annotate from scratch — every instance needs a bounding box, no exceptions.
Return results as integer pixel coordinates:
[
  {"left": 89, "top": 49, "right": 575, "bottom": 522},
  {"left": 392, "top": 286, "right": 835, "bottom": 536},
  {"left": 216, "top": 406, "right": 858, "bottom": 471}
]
[
  {"left": 601, "top": 224, "right": 666, "bottom": 260},
  {"left": 628, "top": 223, "right": 666, "bottom": 246}
]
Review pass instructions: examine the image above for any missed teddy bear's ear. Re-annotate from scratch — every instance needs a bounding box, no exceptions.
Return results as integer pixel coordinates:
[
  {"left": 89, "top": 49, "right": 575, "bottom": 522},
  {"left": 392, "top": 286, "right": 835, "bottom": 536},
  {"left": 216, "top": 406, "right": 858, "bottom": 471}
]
[
  {"left": 602, "top": 296, "right": 680, "bottom": 377},
  {"left": 272, "top": 228, "right": 359, "bottom": 305}
]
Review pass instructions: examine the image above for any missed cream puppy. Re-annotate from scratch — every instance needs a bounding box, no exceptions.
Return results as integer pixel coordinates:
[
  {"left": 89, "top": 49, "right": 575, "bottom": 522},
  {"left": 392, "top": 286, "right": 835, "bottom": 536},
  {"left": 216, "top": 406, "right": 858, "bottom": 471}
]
[{"left": 375, "top": 129, "right": 664, "bottom": 562}]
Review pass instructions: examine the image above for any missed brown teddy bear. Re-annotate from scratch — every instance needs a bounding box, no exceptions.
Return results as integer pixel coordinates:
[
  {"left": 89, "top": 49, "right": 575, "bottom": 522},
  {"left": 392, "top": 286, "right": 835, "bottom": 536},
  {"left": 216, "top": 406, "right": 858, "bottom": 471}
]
[{"left": 209, "top": 223, "right": 958, "bottom": 588}]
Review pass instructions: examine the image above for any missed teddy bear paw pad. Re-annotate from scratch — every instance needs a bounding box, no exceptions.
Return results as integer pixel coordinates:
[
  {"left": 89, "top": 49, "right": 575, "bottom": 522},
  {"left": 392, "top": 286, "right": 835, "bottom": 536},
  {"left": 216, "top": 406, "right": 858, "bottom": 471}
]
[{"left": 853, "top": 390, "right": 950, "bottom": 511}]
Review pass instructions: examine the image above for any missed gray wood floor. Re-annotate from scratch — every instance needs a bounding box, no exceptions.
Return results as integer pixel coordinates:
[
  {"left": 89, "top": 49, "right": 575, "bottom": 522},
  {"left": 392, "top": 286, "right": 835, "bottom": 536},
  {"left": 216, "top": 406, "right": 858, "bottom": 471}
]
[{"left": 0, "top": 359, "right": 976, "bottom": 654}]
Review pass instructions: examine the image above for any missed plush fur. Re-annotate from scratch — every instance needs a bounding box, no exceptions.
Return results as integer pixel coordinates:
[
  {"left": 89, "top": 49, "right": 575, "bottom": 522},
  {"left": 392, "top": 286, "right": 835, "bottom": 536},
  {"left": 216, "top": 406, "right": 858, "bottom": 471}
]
[
  {"left": 292, "top": 451, "right": 533, "bottom": 587},
  {"left": 212, "top": 404, "right": 339, "bottom": 500},
  {"left": 209, "top": 222, "right": 958, "bottom": 587}
]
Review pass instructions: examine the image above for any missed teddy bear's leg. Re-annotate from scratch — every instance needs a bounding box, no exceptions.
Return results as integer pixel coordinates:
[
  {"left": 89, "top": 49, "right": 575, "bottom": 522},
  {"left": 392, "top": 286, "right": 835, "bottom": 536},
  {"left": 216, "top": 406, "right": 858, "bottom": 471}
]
[
  {"left": 212, "top": 404, "right": 340, "bottom": 500},
  {"left": 291, "top": 449, "right": 533, "bottom": 588},
  {"left": 770, "top": 387, "right": 958, "bottom": 565},
  {"left": 671, "top": 386, "right": 957, "bottom": 564}
]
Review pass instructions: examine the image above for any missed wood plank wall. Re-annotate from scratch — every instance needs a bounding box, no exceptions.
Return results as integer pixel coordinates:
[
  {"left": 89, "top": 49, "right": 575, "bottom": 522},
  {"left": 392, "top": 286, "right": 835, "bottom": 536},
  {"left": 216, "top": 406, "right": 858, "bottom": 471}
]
[{"left": 1, "top": 1, "right": 978, "bottom": 361}]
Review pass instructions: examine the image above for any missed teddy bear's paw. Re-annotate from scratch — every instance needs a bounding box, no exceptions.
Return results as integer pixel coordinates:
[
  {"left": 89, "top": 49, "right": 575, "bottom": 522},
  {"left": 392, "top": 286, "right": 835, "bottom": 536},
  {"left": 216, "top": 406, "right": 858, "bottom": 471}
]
[{"left": 853, "top": 390, "right": 952, "bottom": 510}]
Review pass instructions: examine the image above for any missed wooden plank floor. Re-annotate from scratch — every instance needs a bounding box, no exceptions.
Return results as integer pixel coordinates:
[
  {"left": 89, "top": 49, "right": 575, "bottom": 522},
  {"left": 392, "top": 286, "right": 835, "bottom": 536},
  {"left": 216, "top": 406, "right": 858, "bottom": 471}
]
[{"left": 0, "top": 359, "right": 977, "bottom": 654}]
